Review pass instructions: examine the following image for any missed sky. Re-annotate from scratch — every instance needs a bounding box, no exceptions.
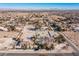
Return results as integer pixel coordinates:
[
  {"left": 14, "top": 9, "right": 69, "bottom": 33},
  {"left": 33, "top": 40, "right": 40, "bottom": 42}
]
[{"left": 0, "top": 3, "right": 79, "bottom": 10}]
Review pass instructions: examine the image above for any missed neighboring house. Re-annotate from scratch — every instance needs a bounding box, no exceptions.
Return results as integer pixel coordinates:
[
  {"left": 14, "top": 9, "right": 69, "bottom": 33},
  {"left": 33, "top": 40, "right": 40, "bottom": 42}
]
[
  {"left": 0, "top": 26, "right": 8, "bottom": 31},
  {"left": 74, "top": 27, "right": 79, "bottom": 32}
]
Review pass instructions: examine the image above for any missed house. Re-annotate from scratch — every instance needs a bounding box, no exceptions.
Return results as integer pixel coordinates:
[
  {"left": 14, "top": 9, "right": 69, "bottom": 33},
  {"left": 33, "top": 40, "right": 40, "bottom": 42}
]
[
  {"left": 74, "top": 27, "right": 79, "bottom": 32},
  {"left": 0, "top": 26, "right": 8, "bottom": 31}
]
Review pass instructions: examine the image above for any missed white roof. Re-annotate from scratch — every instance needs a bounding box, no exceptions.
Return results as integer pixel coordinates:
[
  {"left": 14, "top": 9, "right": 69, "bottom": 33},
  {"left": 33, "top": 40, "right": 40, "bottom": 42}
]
[
  {"left": 0, "top": 27, "right": 8, "bottom": 31},
  {"left": 74, "top": 27, "right": 79, "bottom": 30},
  {"left": 55, "top": 44, "right": 66, "bottom": 50}
]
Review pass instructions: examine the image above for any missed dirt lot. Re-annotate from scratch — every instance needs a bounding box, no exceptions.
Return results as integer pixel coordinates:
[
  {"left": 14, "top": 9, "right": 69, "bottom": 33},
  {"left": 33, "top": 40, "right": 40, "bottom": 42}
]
[
  {"left": 0, "top": 31, "right": 19, "bottom": 38},
  {"left": 62, "top": 31, "right": 79, "bottom": 48}
]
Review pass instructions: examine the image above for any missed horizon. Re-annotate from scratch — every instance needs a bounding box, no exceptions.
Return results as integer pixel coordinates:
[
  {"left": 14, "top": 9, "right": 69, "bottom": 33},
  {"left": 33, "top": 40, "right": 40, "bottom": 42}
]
[{"left": 0, "top": 3, "right": 78, "bottom": 10}]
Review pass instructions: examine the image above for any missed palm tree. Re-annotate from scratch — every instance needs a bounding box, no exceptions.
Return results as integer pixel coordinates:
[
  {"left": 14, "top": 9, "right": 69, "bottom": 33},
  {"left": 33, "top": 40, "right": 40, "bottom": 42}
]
[
  {"left": 8, "top": 25, "right": 15, "bottom": 31},
  {"left": 55, "top": 35, "right": 65, "bottom": 44}
]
